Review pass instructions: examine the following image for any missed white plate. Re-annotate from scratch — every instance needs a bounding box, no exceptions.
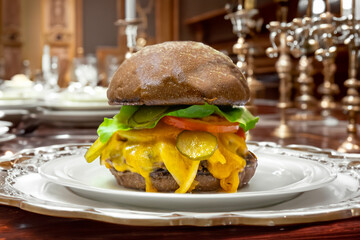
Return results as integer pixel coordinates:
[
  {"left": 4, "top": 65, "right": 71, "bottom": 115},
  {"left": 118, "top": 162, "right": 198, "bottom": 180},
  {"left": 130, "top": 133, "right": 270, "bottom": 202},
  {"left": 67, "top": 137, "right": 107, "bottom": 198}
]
[
  {"left": 0, "top": 133, "right": 16, "bottom": 142},
  {"left": 39, "top": 145, "right": 336, "bottom": 211},
  {"left": 40, "top": 91, "right": 119, "bottom": 111},
  {"left": 0, "top": 120, "right": 12, "bottom": 127},
  {"left": 36, "top": 109, "right": 118, "bottom": 122},
  {"left": 0, "top": 92, "right": 37, "bottom": 100},
  {"left": 34, "top": 109, "right": 118, "bottom": 127},
  {"left": 1, "top": 143, "right": 359, "bottom": 226},
  {"left": 0, "top": 99, "right": 38, "bottom": 109},
  {"left": 41, "top": 101, "right": 120, "bottom": 111},
  {"left": 0, "top": 126, "right": 9, "bottom": 135},
  {"left": 61, "top": 87, "right": 108, "bottom": 103},
  {"left": 0, "top": 87, "right": 39, "bottom": 100}
]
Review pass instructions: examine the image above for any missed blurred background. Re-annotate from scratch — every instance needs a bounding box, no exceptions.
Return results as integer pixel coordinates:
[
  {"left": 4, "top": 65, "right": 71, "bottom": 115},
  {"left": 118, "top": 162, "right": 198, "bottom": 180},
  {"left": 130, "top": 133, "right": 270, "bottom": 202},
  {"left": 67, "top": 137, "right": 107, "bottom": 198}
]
[
  {"left": 0, "top": 0, "right": 355, "bottom": 99},
  {"left": 1, "top": 0, "right": 360, "bottom": 153},
  {"left": 3, "top": 1, "right": 360, "bottom": 235}
]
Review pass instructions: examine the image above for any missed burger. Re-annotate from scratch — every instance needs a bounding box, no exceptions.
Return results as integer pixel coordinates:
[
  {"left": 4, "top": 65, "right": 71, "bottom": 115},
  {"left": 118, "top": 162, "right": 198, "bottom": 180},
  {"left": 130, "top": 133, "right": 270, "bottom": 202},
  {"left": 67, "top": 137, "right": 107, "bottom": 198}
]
[{"left": 85, "top": 41, "right": 259, "bottom": 193}]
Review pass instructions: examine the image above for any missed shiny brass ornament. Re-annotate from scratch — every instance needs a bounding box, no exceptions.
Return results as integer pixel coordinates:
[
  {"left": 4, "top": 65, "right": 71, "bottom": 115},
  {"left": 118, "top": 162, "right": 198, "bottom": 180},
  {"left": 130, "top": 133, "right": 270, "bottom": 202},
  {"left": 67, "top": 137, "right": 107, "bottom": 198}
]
[
  {"left": 313, "top": 12, "right": 340, "bottom": 117},
  {"left": 338, "top": 16, "right": 360, "bottom": 153},
  {"left": 288, "top": 16, "right": 319, "bottom": 120},
  {"left": 266, "top": 21, "right": 293, "bottom": 138},
  {"left": 225, "top": 6, "right": 264, "bottom": 110}
]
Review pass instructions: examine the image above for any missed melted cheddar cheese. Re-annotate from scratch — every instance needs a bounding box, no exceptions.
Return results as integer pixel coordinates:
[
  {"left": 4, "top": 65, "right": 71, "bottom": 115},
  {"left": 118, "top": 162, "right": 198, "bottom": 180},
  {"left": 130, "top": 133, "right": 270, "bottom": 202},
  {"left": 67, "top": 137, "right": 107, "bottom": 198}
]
[{"left": 98, "top": 122, "right": 248, "bottom": 193}]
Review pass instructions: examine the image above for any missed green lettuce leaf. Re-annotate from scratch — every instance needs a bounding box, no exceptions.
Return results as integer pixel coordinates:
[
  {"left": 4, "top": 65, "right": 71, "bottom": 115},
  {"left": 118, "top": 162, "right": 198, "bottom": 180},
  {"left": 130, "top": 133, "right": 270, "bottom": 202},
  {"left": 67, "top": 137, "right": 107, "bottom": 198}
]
[
  {"left": 98, "top": 104, "right": 259, "bottom": 143},
  {"left": 97, "top": 105, "right": 139, "bottom": 142}
]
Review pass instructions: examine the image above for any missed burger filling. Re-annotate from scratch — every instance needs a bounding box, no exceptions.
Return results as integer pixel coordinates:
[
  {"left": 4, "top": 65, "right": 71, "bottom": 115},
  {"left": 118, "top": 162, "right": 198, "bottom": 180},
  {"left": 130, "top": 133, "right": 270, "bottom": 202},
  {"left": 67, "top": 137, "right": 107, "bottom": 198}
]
[{"left": 85, "top": 104, "right": 258, "bottom": 193}]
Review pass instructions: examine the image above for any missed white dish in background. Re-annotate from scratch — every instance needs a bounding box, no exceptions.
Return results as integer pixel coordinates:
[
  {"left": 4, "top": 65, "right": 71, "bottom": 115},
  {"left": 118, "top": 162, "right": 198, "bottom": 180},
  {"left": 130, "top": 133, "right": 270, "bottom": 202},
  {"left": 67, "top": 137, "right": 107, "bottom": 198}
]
[
  {"left": 0, "top": 75, "right": 38, "bottom": 100},
  {"left": 0, "top": 90, "right": 38, "bottom": 100},
  {"left": 35, "top": 109, "right": 118, "bottom": 127},
  {"left": 0, "top": 126, "right": 9, "bottom": 135},
  {"left": 36, "top": 109, "right": 118, "bottom": 121},
  {"left": 39, "top": 147, "right": 336, "bottom": 211},
  {"left": 3, "top": 74, "right": 34, "bottom": 88},
  {"left": 41, "top": 101, "right": 119, "bottom": 111},
  {"left": 0, "top": 120, "right": 13, "bottom": 127},
  {"left": 40, "top": 89, "right": 118, "bottom": 111},
  {"left": 64, "top": 94, "right": 108, "bottom": 103},
  {"left": 1, "top": 143, "right": 359, "bottom": 226},
  {"left": 61, "top": 86, "right": 108, "bottom": 103},
  {"left": 0, "top": 99, "right": 38, "bottom": 110},
  {"left": 0, "top": 133, "right": 16, "bottom": 143}
]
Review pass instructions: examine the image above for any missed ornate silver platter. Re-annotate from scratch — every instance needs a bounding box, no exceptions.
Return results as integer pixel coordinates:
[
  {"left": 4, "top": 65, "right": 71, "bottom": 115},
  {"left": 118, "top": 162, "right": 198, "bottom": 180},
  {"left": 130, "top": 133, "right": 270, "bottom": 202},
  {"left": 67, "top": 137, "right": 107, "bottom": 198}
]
[{"left": 0, "top": 142, "right": 360, "bottom": 227}]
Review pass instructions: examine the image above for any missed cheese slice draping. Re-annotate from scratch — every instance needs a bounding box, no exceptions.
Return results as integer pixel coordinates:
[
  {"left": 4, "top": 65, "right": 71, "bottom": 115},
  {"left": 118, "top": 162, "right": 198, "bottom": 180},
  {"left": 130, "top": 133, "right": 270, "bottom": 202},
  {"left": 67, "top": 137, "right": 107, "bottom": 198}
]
[
  {"left": 157, "top": 141, "right": 200, "bottom": 193},
  {"left": 100, "top": 123, "right": 248, "bottom": 193}
]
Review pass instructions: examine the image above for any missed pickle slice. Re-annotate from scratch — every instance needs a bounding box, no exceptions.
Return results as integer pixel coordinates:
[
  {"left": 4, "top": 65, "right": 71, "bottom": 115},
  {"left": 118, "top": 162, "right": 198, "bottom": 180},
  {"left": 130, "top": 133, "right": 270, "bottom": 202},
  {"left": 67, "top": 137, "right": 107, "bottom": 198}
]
[
  {"left": 132, "top": 106, "right": 169, "bottom": 124},
  {"left": 176, "top": 131, "right": 217, "bottom": 160}
]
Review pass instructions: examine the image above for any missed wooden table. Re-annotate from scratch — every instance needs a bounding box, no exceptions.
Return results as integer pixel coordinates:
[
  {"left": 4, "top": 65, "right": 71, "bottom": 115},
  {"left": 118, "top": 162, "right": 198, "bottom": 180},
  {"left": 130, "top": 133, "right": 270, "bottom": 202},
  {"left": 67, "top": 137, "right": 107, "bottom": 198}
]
[{"left": 1, "top": 104, "right": 360, "bottom": 239}]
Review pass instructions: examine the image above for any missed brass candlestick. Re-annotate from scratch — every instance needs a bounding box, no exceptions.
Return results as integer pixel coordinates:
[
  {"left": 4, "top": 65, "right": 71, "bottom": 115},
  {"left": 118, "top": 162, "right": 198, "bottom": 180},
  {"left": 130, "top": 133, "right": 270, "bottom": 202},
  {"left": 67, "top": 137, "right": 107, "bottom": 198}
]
[
  {"left": 266, "top": 21, "right": 293, "bottom": 138},
  {"left": 289, "top": 17, "right": 319, "bottom": 119},
  {"left": 295, "top": 55, "right": 319, "bottom": 116},
  {"left": 225, "top": 6, "right": 264, "bottom": 108},
  {"left": 338, "top": 46, "right": 360, "bottom": 153},
  {"left": 247, "top": 47, "right": 260, "bottom": 90},
  {"left": 338, "top": 12, "right": 360, "bottom": 152},
  {"left": 233, "top": 36, "right": 249, "bottom": 75},
  {"left": 313, "top": 12, "right": 340, "bottom": 117}
]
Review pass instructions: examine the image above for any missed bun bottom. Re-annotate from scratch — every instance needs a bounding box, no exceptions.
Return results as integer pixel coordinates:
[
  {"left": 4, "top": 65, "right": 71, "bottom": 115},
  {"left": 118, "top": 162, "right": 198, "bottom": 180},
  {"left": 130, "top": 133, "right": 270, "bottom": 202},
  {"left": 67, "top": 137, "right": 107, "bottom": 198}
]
[{"left": 109, "top": 157, "right": 257, "bottom": 192}]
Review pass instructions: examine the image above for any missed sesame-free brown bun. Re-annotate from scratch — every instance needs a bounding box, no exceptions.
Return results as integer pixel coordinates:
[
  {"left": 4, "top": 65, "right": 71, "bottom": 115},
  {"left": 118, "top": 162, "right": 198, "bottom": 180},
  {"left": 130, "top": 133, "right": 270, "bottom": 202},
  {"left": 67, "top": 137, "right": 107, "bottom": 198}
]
[{"left": 107, "top": 41, "right": 249, "bottom": 106}]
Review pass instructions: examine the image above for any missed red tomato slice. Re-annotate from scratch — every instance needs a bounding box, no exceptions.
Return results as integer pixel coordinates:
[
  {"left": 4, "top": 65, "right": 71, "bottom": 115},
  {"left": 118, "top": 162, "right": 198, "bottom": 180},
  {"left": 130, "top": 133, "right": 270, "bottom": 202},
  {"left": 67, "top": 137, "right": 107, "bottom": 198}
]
[
  {"left": 236, "top": 128, "right": 246, "bottom": 139},
  {"left": 161, "top": 116, "right": 240, "bottom": 133}
]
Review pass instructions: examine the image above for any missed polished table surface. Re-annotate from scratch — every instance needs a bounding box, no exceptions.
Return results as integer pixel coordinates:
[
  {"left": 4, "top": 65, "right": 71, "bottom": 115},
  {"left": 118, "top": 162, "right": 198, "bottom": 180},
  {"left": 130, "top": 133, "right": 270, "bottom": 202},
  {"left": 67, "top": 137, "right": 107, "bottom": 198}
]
[{"left": 1, "top": 103, "right": 360, "bottom": 239}]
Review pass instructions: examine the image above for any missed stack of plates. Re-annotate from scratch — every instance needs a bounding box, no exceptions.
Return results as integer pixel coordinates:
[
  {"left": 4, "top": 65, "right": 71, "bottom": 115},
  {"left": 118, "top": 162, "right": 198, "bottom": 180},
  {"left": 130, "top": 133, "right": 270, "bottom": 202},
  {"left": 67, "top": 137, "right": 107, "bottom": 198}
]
[
  {"left": 0, "top": 75, "right": 40, "bottom": 110},
  {"left": 0, "top": 88, "right": 39, "bottom": 110},
  {"left": 36, "top": 88, "right": 120, "bottom": 127},
  {"left": 0, "top": 120, "right": 15, "bottom": 142}
]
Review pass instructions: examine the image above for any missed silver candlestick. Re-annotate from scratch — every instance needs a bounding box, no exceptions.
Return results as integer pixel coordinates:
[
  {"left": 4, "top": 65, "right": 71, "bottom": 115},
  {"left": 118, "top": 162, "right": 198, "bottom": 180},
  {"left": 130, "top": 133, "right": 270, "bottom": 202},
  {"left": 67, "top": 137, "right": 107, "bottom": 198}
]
[
  {"left": 116, "top": 19, "right": 142, "bottom": 59},
  {"left": 225, "top": 5, "right": 264, "bottom": 105}
]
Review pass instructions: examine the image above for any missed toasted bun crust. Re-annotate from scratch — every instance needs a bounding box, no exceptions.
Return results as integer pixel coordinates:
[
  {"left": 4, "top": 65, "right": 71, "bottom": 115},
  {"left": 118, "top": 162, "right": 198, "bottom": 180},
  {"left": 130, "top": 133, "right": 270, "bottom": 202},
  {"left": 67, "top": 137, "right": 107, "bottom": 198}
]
[{"left": 107, "top": 41, "right": 249, "bottom": 106}]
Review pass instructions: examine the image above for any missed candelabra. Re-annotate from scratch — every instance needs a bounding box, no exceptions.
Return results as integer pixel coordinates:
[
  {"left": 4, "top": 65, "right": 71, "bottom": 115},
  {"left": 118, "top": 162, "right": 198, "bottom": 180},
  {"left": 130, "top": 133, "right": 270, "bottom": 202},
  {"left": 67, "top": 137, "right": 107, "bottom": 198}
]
[
  {"left": 338, "top": 16, "right": 360, "bottom": 153},
  {"left": 266, "top": 21, "right": 293, "bottom": 138},
  {"left": 116, "top": 19, "right": 142, "bottom": 59},
  {"left": 312, "top": 11, "right": 340, "bottom": 117},
  {"left": 288, "top": 16, "right": 319, "bottom": 119},
  {"left": 225, "top": 5, "right": 264, "bottom": 106}
]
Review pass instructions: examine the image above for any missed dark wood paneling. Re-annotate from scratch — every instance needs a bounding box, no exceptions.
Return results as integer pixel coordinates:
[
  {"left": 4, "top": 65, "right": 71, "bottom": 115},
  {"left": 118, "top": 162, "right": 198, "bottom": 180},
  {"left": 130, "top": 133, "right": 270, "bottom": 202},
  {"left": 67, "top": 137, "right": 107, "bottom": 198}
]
[
  {"left": 1, "top": 0, "right": 22, "bottom": 79},
  {"left": 82, "top": 0, "right": 118, "bottom": 55}
]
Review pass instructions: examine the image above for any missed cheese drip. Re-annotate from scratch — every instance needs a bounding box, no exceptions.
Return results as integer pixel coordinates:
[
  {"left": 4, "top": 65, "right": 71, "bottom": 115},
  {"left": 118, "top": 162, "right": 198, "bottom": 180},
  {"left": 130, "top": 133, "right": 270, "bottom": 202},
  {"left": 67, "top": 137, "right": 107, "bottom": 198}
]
[
  {"left": 98, "top": 123, "right": 248, "bottom": 193},
  {"left": 207, "top": 134, "right": 247, "bottom": 193}
]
